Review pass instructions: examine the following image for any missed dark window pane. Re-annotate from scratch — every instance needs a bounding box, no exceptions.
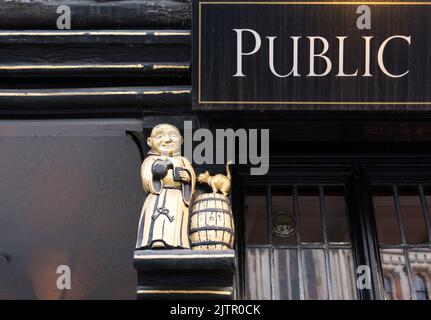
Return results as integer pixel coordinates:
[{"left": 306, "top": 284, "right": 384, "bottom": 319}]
[
  {"left": 245, "top": 248, "right": 271, "bottom": 299},
  {"left": 422, "top": 185, "right": 431, "bottom": 237},
  {"left": 324, "top": 186, "right": 350, "bottom": 243},
  {"left": 274, "top": 249, "right": 300, "bottom": 299},
  {"left": 302, "top": 249, "right": 327, "bottom": 299},
  {"left": 372, "top": 186, "right": 401, "bottom": 244},
  {"left": 380, "top": 249, "right": 411, "bottom": 300},
  {"left": 271, "top": 186, "right": 296, "bottom": 245},
  {"left": 298, "top": 186, "right": 322, "bottom": 243},
  {"left": 398, "top": 186, "right": 427, "bottom": 244},
  {"left": 245, "top": 187, "right": 268, "bottom": 245}
]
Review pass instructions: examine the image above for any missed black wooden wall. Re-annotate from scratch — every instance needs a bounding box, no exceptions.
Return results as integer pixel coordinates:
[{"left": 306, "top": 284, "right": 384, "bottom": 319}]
[{"left": 0, "top": 0, "right": 192, "bottom": 118}]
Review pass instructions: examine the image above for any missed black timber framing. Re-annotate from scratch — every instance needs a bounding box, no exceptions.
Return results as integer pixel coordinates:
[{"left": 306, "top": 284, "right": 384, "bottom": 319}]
[
  {"left": 0, "top": 86, "right": 191, "bottom": 115},
  {"left": 134, "top": 249, "right": 235, "bottom": 300},
  {"left": 346, "top": 166, "right": 384, "bottom": 300},
  {"left": 0, "top": 0, "right": 192, "bottom": 29},
  {"left": 0, "top": 30, "right": 190, "bottom": 79},
  {"left": 0, "top": 28, "right": 191, "bottom": 117}
]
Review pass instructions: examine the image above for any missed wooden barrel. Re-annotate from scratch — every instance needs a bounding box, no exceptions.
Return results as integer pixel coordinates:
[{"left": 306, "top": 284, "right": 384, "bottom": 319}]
[{"left": 189, "top": 193, "right": 235, "bottom": 250}]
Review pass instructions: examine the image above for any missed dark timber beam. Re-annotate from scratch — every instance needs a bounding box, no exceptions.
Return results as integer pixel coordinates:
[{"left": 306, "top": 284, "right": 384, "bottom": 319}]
[
  {"left": 0, "top": 62, "right": 190, "bottom": 78},
  {"left": 0, "top": 30, "right": 191, "bottom": 79},
  {"left": 0, "top": 86, "right": 191, "bottom": 110},
  {"left": 134, "top": 249, "right": 235, "bottom": 300},
  {"left": 0, "top": 30, "right": 191, "bottom": 44},
  {"left": 0, "top": 1, "right": 191, "bottom": 29}
]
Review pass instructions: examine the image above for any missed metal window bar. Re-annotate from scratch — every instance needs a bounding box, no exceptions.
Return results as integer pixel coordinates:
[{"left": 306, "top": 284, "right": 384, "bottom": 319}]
[
  {"left": 319, "top": 185, "right": 333, "bottom": 300},
  {"left": 341, "top": 184, "right": 362, "bottom": 299},
  {"left": 293, "top": 185, "right": 306, "bottom": 300},
  {"left": 267, "top": 185, "right": 275, "bottom": 300},
  {"left": 380, "top": 244, "right": 431, "bottom": 249},
  {"left": 392, "top": 185, "right": 417, "bottom": 300}
]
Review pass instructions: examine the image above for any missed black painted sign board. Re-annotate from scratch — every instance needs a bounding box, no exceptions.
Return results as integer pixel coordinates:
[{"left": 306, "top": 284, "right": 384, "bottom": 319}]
[{"left": 192, "top": 1, "right": 431, "bottom": 110}]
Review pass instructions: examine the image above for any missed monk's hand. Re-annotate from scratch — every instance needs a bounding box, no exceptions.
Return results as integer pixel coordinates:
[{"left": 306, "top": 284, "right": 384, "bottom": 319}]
[{"left": 178, "top": 169, "right": 191, "bottom": 183}]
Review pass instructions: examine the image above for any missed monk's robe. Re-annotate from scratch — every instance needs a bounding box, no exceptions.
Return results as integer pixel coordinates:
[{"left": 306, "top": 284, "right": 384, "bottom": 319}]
[{"left": 135, "top": 154, "right": 196, "bottom": 249}]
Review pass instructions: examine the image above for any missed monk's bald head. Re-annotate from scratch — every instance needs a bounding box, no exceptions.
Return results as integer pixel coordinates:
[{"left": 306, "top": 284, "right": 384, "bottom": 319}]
[{"left": 148, "top": 124, "right": 182, "bottom": 156}]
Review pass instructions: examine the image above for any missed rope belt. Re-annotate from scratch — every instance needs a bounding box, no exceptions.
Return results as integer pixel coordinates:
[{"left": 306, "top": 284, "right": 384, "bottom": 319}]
[{"left": 163, "top": 186, "right": 182, "bottom": 190}]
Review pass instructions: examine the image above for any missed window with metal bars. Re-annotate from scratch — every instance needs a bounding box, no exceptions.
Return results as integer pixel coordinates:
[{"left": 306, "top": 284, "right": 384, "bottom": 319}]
[
  {"left": 372, "top": 184, "right": 431, "bottom": 300},
  {"left": 243, "top": 184, "right": 357, "bottom": 300}
]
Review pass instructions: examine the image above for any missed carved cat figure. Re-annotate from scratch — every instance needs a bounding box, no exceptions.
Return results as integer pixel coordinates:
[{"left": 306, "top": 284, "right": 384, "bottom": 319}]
[{"left": 198, "top": 161, "right": 232, "bottom": 196}]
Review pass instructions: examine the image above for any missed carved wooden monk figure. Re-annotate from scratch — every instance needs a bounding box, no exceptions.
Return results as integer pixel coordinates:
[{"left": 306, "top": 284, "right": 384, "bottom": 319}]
[{"left": 135, "top": 124, "right": 196, "bottom": 249}]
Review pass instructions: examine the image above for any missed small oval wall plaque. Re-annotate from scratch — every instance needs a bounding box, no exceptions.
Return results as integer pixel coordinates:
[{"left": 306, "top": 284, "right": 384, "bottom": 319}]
[{"left": 272, "top": 211, "right": 296, "bottom": 238}]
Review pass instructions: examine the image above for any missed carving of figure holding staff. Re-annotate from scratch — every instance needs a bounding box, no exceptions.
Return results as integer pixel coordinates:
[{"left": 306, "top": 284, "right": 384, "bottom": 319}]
[{"left": 135, "top": 124, "right": 196, "bottom": 249}]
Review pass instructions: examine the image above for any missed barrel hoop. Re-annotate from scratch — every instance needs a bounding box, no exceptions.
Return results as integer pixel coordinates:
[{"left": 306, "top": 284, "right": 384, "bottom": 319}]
[
  {"left": 191, "top": 208, "right": 232, "bottom": 217},
  {"left": 191, "top": 241, "right": 232, "bottom": 248},
  {"left": 189, "top": 226, "right": 233, "bottom": 233},
  {"left": 192, "top": 196, "right": 230, "bottom": 206}
]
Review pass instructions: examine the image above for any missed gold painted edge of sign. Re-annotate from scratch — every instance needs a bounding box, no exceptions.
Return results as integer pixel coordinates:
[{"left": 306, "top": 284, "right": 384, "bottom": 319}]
[
  {"left": 134, "top": 253, "right": 235, "bottom": 259},
  {"left": 197, "top": 1, "right": 431, "bottom": 106},
  {"left": 137, "top": 289, "right": 232, "bottom": 295},
  {"left": 199, "top": 101, "right": 431, "bottom": 105},
  {"left": 200, "top": 2, "right": 431, "bottom": 5}
]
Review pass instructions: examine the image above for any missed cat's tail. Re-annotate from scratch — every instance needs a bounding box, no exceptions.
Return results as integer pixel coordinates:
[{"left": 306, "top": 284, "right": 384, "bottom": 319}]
[{"left": 226, "top": 160, "right": 232, "bottom": 180}]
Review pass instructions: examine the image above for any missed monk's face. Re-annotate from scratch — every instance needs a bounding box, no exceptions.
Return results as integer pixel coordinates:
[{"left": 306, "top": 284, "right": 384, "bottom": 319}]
[{"left": 148, "top": 124, "right": 182, "bottom": 156}]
